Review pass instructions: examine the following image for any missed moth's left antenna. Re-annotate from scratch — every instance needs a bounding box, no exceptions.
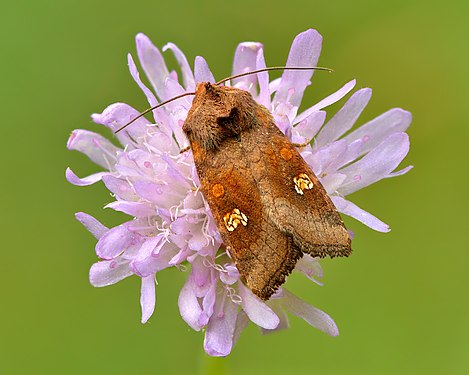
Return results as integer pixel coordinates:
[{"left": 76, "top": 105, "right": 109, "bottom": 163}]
[{"left": 114, "top": 91, "right": 196, "bottom": 134}]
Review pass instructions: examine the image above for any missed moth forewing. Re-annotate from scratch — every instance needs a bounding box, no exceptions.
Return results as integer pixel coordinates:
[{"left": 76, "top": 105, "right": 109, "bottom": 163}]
[{"left": 182, "top": 82, "right": 351, "bottom": 300}]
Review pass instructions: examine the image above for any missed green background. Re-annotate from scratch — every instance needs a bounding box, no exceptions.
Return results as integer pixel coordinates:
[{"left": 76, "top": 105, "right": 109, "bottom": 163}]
[{"left": 1, "top": 0, "right": 467, "bottom": 374}]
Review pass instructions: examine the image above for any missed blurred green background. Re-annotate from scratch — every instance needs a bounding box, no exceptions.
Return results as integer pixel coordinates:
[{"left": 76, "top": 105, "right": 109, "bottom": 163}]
[{"left": 1, "top": 0, "right": 467, "bottom": 374}]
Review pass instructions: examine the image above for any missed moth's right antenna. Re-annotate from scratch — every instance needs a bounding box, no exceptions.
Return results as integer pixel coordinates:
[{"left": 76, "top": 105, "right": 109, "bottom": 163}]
[{"left": 215, "top": 66, "right": 333, "bottom": 86}]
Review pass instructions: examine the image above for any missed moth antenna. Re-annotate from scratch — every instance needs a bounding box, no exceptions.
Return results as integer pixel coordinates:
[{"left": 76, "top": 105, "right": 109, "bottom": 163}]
[
  {"left": 116, "top": 66, "right": 332, "bottom": 134},
  {"left": 215, "top": 66, "right": 333, "bottom": 86},
  {"left": 114, "top": 91, "right": 195, "bottom": 134}
]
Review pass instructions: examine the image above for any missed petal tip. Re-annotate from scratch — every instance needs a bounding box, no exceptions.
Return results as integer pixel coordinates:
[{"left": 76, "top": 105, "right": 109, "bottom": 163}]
[{"left": 67, "top": 131, "right": 77, "bottom": 149}]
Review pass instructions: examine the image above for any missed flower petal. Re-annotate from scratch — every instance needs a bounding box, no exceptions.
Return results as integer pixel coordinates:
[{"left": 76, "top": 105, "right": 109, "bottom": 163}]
[
  {"left": 280, "top": 289, "right": 338, "bottom": 336},
  {"left": 101, "top": 175, "right": 137, "bottom": 201},
  {"left": 342, "top": 108, "right": 412, "bottom": 157},
  {"left": 194, "top": 56, "right": 215, "bottom": 83},
  {"left": 294, "top": 110, "right": 326, "bottom": 142},
  {"left": 386, "top": 165, "right": 413, "bottom": 178},
  {"left": 136, "top": 33, "right": 170, "bottom": 100},
  {"left": 96, "top": 222, "right": 143, "bottom": 259},
  {"left": 204, "top": 293, "right": 239, "bottom": 357},
  {"left": 295, "top": 255, "right": 324, "bottom": 285},
  {"left": 163, "top": 43, "right": 195, "bottom": 90},
  {"left": 75, "top": 212, "right": 108, "bottom": 239},
  {"left": 65, "top": 167, "right": 107, "bottom": 186},
  {"left": 127, "top": 53, "right": 172, "bottom": 133},
  {"left": 91, "top": 102, "right": 149, "bottom": 146},
  {"left": 140, "top": 275, "right": 156, "bottom": 323},
  {"left": 321, "top": 173, "right": 347, "bottom": 195},
  {"left": 127, "top": 53, "right": 158, "bottom": 107},
  {"left": 314, "top": 88, "right": 372, "bottom": 148},
  {"left": 179, "top": 269, "right": 204, "bottom": 331},
  {"left": 255, "top": 48, "right": 270, "bottom": 107},
  {"left": 261, "top": 300, "right": 290, "bottom": 334},
  {"left": 238, "top": 283, "right": 279, "bottom": 329},
  {"left": 273, "top": 29, "right": 322, "bottom": 108},
  {"left": 233, "top": 310, "right": 250, "bottom": 344},
  {"left": 133, "top": 180, "right": 182, "bottom": 208},
  {"left": 232, "top": 42, "right": 263, "bottom": 95},
  {"left": 331, "top": 196, "right": 390, "bottom": 232},
  {"left": 131, "top": 242, "right": 176, "bottom": 277},
  {"left": 105, "top": 201, "right": 155, "bottom": 217},
  {"left": 338, "top": 132, "right": 410, "bottom": 195},
  {"left": 89, "top": 258, "right": 132, "bottom": 287},
  {"left": 294, "top": 79, "right": 356, "bottom": 124},
  {"left": 67, "top": 130, "right": 120, "bottom": 169},
  {"left": 199, "top": 272, "right": 217, "bottom": 327}
]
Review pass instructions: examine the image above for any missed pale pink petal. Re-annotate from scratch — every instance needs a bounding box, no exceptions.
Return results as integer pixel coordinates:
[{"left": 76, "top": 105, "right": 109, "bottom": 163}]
[
  {"left": 343, "top": 108, "right": 412, "bottom": 157},
  {"left": 294, "top": 79, "right": 356, "bottom": 124},
  {"left": 338, "top": 132, "right": 410, "bottom": 195},
  {"left": 188, "top": 230, "right": 210, "bottom": 251},
  {"left": 133, "top": 180, "right": 182, "bottom": 208},
  {"left": 136, "top": 33, "right": 170, "bottom": 100},
  {"left": 232, "top": 42, "right": 263, "bottom": 95},
  {"left": 219, "top": 264, "right": 239, "bottom": 285},
  {"left": 274, "top": 29, "right": 322, "bottom": 108},
  {"left": 163, "top": 43, "right": 195, "bottom": 90},
  {"left": 164, "top": 77, "right": 188, "bottom": 102},
  {"left": 238, "top": 283, "right": 279, "bottom": 329},
  {"left": 65, "top": 168, "right": 107, "bottom": 186},
  {"left": 233, "top": 310, "right": 250, "bottom": 344},
  {"left": 91, "top": 102, "right": 149, "bottom": 145},
  {"left": 191, "top": 257, "right": 212, "bottom": 298},
  {"left": 178, "top": 271, "right": 203, "bottom": 331},
  {"left": 127, "top": 53, "right": 158, "bottom": 107},
  {"left": 131, "top": 243, "right": 176, "bottom": 277},
  {"left": 321, "top": 173, "right": 347, "bottom": 195},
  {"left": 96, "top": 222, "right": 143, "bottom": 259},
  {"left": 199, "top": 272, "right": 217, "bottom": 327},
  {"left": 255, "top": 48, "right": 270, "bottom": 107},
  {"left": 194, "top": 56, "right": 215, "bottom": 83},
  {"left": 127, "top": 54, "right": 172, "bottom": 133},
  {"left": 294, "top": 110, "right": 326, "bottom": 141},
  {"left": 386, "top": 165, "right": 413, "bottom": 178},
  {"left": 105, "top": 201, "right": 155, "bottom": 217},
  {"left": 140, "top": 275, "right": 156, "bottom": 323},
  {"left": 281, "top": 289, "right": 339, "bottom": 336},
  {"left": 67, "top": 130, "right": 120, "bottom": 169},
  {"left": 327, "top": 138, "right": 364, "bottom": 172},
  {"left": 314, "top": 88, "right": 372, "bottom": 148},
  {"left": 311, "top": 140, "right": 347, "bottom": 176},
  {"left": 331, "top": 196, "right": 390, "bottom": 232},
  {"left": 204, "top": 294, "right": 239, "bottom": 357},
  {"left": 268, "top": 77, "right": 281, "bottom": 94},
  {"left": 295, "top": 255, "right": 324, "bottom": 285},
  {"left": 101, "top": 175, "right": 137, "bottom": 201},
  {"left": 261, "top": 300, "right": 290, "bottom": 334},
  {"left": 75, "top": 212, "right": 108, "bottom": 239},
  {"left": 135, "top": 235, "right": 164, "bottom": 261},
  {"left": 89, "top": 258, "right": 132, "bottom": 287}
]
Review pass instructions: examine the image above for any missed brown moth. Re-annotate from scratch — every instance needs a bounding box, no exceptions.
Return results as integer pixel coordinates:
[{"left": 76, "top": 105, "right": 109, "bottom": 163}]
[{"left": 181, "top": 81, "right": 352, "bottom": 300}]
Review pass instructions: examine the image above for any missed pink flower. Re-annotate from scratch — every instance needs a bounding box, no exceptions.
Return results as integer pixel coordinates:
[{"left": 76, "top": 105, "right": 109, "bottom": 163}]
[{"left": 67, "top": 29, "right": 411, "bottom": 356}]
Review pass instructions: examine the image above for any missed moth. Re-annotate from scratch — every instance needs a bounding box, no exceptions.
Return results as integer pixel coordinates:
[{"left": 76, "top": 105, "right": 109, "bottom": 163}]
[{"left": 118, "top": 68, "right": 352, "bottom": 300}]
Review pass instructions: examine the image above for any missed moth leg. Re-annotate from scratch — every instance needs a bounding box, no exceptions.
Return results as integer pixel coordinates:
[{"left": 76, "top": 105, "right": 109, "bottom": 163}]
[
  {"left": 179, "top": 145, "right": 191, "bottom": 154},
  {"left": 291, "top": 139, "right": 312, "bottom": 148}
]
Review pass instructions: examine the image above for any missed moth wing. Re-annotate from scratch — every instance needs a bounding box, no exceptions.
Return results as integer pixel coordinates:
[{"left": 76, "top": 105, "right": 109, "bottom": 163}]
[
  {"left": 255, "top": 120, "right": 352, "bottom": 258},
  {"left": 195, "top": 148, "right": 301, "bottom": 300}
]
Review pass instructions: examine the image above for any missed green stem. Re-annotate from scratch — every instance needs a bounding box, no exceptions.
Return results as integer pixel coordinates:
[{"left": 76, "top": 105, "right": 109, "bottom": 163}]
[{"left": 199, "top": 352, "right": 229, "bottom": 375}]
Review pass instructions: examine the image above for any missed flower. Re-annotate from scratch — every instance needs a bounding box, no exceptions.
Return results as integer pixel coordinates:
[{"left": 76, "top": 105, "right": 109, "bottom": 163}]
[{"left": 67, "top": 29, "right": 412, "bottom": 357}]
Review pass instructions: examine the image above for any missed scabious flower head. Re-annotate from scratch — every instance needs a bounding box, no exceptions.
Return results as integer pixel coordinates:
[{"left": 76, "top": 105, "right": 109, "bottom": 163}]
[{"left": 67, "top": 29, "right": 411, "bottom": 357}]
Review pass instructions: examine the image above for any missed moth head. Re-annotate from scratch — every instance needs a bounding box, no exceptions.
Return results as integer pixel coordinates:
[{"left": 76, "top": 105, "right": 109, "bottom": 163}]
[{"left": 182, "top": 83, "right": 258, "bottom": 151}]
